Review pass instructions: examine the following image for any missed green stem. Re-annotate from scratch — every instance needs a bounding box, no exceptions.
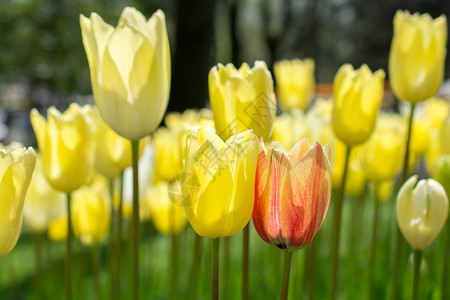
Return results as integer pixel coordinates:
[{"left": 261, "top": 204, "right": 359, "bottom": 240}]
[
  {"left": 305, "top": 241, "right": 316, "bottom": 300},
  {"left": 169, "top": 233, "right": 178, "bottom": 300},
  {"left": 108, "top": 179, "right": 116, "bottom": 300},
  {"left": 115, "top": 170, "right": 124, "bottom": 300},
  {"left": 190, "top": 232, "right": 202, "bottom": 300},
  {"left": 131, "top": 140, "right": 140, "bottom": 300},
  {"left": 390, "top": 103, "right": 415, "bottom": 300},
  {"left": 34, "top": 233, "right": 42, "bottom": 300},
  {"left": 441, "top": 218, "right": 450, "bottom": 300},
  {"left": 242, "top": 223, "right": 249, "bottom": 300},
  {"left": 412, "top": 250, "right": 422, "bottom": 300},
  {"left": 280, "top": 251, "right": 294, "bottom": 300},
  {"left": 367, "top": 186, "right": 380, "bottom": 300},
  {"left": 93, "top": 245, "right": 101, "bottom": 300},
  {"left": 223, "top": 237, "right": 230, "bottom": 300},
  {"left": 211, "top": 238, "right": 220, "bottom": 300},
  {"left": 330, "top": 146, "right": 352, "bottom": 300},
  {"left": 66, "top": 193, "right": 72, "bottom": 300}
]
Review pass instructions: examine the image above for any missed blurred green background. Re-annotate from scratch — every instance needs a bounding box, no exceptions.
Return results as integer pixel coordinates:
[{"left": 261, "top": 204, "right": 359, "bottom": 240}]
[{"left": 0, "top": 0, "right": 449, "bottom": 120}]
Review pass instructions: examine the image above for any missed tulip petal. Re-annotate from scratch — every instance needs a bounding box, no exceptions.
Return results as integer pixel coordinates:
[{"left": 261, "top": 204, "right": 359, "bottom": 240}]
[{"left": 289, "top": 138, "right": 311, "bottom": 165}]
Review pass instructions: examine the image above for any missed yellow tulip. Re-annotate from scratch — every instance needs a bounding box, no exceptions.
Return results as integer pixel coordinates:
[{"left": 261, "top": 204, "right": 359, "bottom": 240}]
[
  {"left": 274, "top": 58, "right": 315, "bottom": 111},
  {"left": 23, "top": 155, "right": 66, "bottom": 232},
  {"left": 72, "top": 175, "right": 111, "bottom": 246},
  {"left": 146, "top": 182, "right": 187, "bottom": 235},
  {"left": 271, "top": 109, "right": 309, "bottom": 150},
  {"left": 375, "top": 180, "right": 395, "bottom": 203},
  {"left": 397, "top": 175, "right": 448, "bottom": 250},
  {"left": 306, "top": 98, "right": 335, "bottom": 146},
  {"left": 389, "top": 10, "right": 447, "bottom": 104},
  {"left": 48, "top": 215, "right": 68, "bottom": 242},
  {"left": 153, "top": 127, "right": 185, "bottom": 182},
  {"left": 80, "top": 7, "right": 171, "bottom": 141},
  {"left": 209, "top": 61, "right": 276, "bottom": 141},
  {"left": 332, "top": 64, "right": 385, "bottom": 146},
  {"left": 30, "top": 103, "right": 95, "bottom": 193},
  {"left": 165, "top": 108, "right": 214, "bottom": 131},
  {"left": 0, "top": 146, "right": 36, "bottom": 257},
  {"left": 332, "top": 141, "right": 367, "bottom": 198},
  {"left": 182, "top": 127, "right": 258, "bottom": 238},
  {"left": 359, "top": 113, "right": 405, "bottom": 182}
]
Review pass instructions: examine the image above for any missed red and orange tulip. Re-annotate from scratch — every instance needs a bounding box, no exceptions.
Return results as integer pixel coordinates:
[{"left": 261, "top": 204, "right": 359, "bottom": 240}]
[{"left": 253, "top": 138, "right": 332, "bottom": 250}]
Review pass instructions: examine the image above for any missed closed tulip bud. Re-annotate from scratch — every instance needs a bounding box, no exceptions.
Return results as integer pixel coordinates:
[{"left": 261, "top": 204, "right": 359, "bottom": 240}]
[
  {"left": 153, "top": 127, "right": 184, "bottom": 182},
  {"left": 389, "top": 10, "right": 447, "bottom": 104},
  {"left": 332, "top": 141, "right": 367, "bottom": 198},
  {"left": 332, "top": 64, "right": 385, "bottom": 146},
  {"left": 209, "top": 61, "right": 276, "bottom": 141},
  {"left": 182, "top": 127, "right": 258, "bottom": 238},
  {"left": 72, "top": 176, "right": 111, "bottom": 245},
  {"left": 23, "top": 155, "right": 66, "bottom": 232},
  {"left": 80, "top": 7, "right": 171, "bottom": 141},
  {"left": 375, "top": 180, "right": 395, "bottom": 203},
  {"left": 30, "top": 104, "right": 95, "bottom": 193},
  {"left": 271, "top": 109, "right": 309, "bottom": 150},
  {"left": 253, "top": 139, "right": 331, "bottom": 250},
  {"left": 146, "top": 182, "right": 187, "bottom": 235},
  {"left": 397, "top": 175, "right": 449, "bottom": 250},
  {"left": 0, "top": 146, "right": 36, "bottom": 257},
  {"left": 360, "top": 113, "right": 405, "bottom": 182},
  {"left": 48, "top": 215, "right": 68, "bottom": 242},
  {"left": 274, "top": 58, "right": 315, "bottom": 111}
]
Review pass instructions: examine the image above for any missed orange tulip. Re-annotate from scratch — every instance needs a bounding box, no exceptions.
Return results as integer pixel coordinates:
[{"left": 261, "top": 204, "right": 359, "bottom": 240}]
[{"left": 253, "top": 138, "right": 332, "bottom": 250}]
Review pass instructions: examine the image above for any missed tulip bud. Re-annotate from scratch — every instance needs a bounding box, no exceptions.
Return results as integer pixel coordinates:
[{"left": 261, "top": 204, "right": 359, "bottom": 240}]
[
  {"left": 23, "top": 155, "right": 66, "bottom": 232},
  {"left": 359, "top": 113, "right": 405, "bottom": 182},
  {"left": 72, "top": 176, "right": 111, "bottom": 246},
  {"left": 332, "top": 64, "right": 385, "bottom": 146},
  {"left": 271, "top": 109, "right": 309, "bottom": 150},
  {"left": 253, "top": 139, "right": 332, "bottom": 250},
  {"left": 182, "top": 127, "right": 258, "bottom": 238},
  {"left": 274, "top": 58, "right": 315, "bottom": 111},
  {"left": 397, "top": 176, "right": 449, "bottom": 250},
  {"left": 389, "top": 10, "right": 447, "bottom": 104},
  {"left": 209, "top": 61, "right": 276, "bottom": 141},
  {"left": 0, "top": 146, "right": 36, "bottom": 257},
  {"left": 153, "top": 127, "right": 185, "bottom": 182},
  {"left": 80, "top": 7, "right": 171, "bottom": 141},
  {"left": 146, "top": 181, "right": 187, "bottom": 235},
  {"left": 30, "top": 104, "right": 95, "bottom": 193}
]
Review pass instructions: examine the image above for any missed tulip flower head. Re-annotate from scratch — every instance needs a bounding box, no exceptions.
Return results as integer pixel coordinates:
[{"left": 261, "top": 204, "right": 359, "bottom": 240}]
[
  {"left": 253, "top": 138, "right": 332, "bottom": 251},
  {"left": 332, "top": 64, "right": 385, "bottom": 146},
  {"left": 0, "top": 146, "right": 36, "bottom": 257},
  {"left": 182, "top": 127, "right": 259, "bottom": 238},
  {"left": 389, "top": 10, "right": 447, "bottom": 104},
  {"left": 23, "top": 155, "right": 66, "bottom": 232},
  {"left": 209, "top": 61, "right": 276, "bottom": 141},
  {"left": 397, "top": 175, "right": 449, "bottom": 250},
  {"left": 80, "top": 7, "right": 171, "bottom": 141},
  {"left": 274, "top": 58, "right": 315, "bottom": 111},
  {"left": 30, "top": 103, "right": 95, "bottom": 193}
]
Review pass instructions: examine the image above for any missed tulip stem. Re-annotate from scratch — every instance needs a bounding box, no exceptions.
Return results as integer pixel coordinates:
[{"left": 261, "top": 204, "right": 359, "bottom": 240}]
[
  {"left": 190, "top": 232, "right": 202, "bottom": 300},
  {"left": 390, "top": 103, "right": 415, "bottom": 300},
  {"left": 115, "top": 170, "right": 124, "bottom": 300},
  {"left": 93, "top": 244, "right": 101, "bottom": 300},
  {"left": 131, "top": 140, "right": 140, "bottom": 300},
  {"left": 412, "top": 249, "right": 422, "bottom": 300},
  {"left": 211, "top": 238, "right": 220, "bottom": 300},
  {"left": 440, "top": 218, "right": 450, "bottom": 300},
  {"left": 367, "top": 186, "right": 380, "bottom": 299},
  {"left": 66, "top": 193, "right": 72, "bottom": 300},
  {"left": 330, "top": 145, "right": 351, "bottom": 300},
  {"left": 169, "top": 233, "right": 178, "bottom": 300},
  {"left": 33, "top": 232, "right": 42, "bottom": 300},
  {"left": 280, "top": 250, "right": 294, "bottom": 300},
  {"left": 242, "top": 223, "right": 250, "bottom": 300}
]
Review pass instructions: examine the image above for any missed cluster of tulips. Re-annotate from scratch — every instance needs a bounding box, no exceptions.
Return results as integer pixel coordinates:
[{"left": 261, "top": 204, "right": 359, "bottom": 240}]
[{"left": 0, "top": 6, "right": 449, "bottom": 300}]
